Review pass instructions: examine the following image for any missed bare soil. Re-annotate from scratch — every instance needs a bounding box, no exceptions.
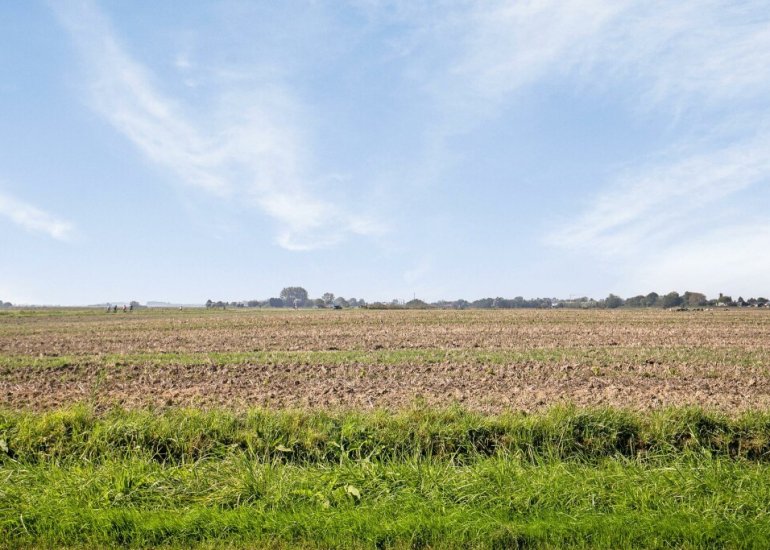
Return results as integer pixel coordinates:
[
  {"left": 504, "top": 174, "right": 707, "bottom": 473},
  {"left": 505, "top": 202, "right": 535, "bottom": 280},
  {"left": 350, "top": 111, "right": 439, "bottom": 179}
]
[{"left": 2, "top": 308, "right": 770, "bottom": 412}]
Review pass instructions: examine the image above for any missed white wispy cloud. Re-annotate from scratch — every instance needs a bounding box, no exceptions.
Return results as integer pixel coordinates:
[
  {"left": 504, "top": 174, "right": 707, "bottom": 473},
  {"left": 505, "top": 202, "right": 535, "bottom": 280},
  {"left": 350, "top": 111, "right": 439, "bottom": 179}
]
[
  {"left": 354, "top": 1, "right": 770, "bottom": 291},
  {"left": 52, "top": 0, "right": 381, "bottom": 250},
  {"left": 379, "top": 0, "right": 770, "bottom": 284},
  {"left": 529, "top": 2, "right": 770, "bottom": 287},
  {"left": 412, "top": 1, "right": 770, "bottom": 119},
  {"left": 0, "top": 190, "right": 75, "bottom": 241},
  {"left": 49, "top": 0, "right": 770, "bottom": 285},
  {"left": 546, "top": 135, "right": 770, "bottom": 255},
  {"left": 602, "top": 2, "right": 770, "bottom": 112},
  {"left": 556, "top": 5, "right": 770, "bottom": 291},
  {"left": 443, "top": 1, "right": 623, "bottom": 109}
]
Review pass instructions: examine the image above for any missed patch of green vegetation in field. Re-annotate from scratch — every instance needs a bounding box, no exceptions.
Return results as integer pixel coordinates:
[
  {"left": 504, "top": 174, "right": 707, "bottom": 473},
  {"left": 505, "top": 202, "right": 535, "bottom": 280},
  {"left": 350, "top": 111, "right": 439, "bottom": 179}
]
[
  {"left": 2, "top": 406, "right": 770, "bottom": 548},
  {"left": 2, "top": 346, "right": 768, "bottom": 372}
]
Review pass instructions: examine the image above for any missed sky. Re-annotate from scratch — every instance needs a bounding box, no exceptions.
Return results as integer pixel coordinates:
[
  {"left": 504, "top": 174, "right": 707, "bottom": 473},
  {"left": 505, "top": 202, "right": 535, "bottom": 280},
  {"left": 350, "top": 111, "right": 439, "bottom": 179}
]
[{"left": 2, "top": 1, "right": 770, "bottom": 305}]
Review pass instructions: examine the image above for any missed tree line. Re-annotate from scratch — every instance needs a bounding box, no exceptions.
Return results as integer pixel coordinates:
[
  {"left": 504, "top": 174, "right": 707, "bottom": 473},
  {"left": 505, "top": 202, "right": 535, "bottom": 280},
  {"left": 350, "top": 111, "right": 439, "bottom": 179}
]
[
  {"left": 206, "top": 287, "right": 366, "bottom": 310},
  {"left": 205, "top": 288, "right": 769, "bottom": 310}
]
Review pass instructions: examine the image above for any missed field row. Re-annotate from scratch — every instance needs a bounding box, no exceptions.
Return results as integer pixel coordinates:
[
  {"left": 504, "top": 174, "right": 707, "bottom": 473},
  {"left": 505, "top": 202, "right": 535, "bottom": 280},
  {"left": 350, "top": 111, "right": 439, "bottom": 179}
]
[
  {"left": 1, "top": 347, "right": 768, "bottom": 412},
  {"left": 2, "top": 309, "right": 770, "bottom": 355}
]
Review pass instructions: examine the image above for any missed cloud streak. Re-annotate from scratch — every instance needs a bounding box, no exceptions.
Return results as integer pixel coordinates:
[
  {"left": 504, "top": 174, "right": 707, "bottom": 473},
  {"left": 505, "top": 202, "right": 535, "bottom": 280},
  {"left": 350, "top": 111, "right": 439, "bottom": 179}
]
[
  {"left": 53, "top": 0, "right": 380, "bottom": 250},
  {"left": 0, "top": 190, "right": 75, "bottom": 241},
  {"left": 526, "top": 2, "right": 770, "bottom": 286},
  {"left": 410, "top": 1, "right": 770, "bottom": 120},
  {"left": 546, "top": 135, "right": 770, "bottom": 255},
  {"left": 358, "top": 0, "right": 770, "bottom": 291},
  {"left": 49, "top": 0, "right": 770, "bottom": 290}
]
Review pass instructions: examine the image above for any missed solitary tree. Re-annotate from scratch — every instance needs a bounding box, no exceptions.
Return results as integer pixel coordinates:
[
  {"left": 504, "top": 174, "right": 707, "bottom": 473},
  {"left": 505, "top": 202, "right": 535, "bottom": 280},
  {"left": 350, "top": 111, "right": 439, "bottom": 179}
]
[
  {"left": 280, "top": 287, "right": 308, "bottom": 307},
  {"left": 605, "top": 294, "right": 624, "bottom": 309},
  {"left": 683, "top": 291, "right": 707, "bottom": 307},
  {"left": 661, "top": 291, "right": 683, "bottom": 308}
]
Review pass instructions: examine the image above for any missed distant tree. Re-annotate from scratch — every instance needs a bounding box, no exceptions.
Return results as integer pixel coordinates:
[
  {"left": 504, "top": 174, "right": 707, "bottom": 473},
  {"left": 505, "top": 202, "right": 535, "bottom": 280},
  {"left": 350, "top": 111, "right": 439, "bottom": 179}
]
[
  {"left": 247, "top": 300, "right": 260, "bottom": 308},
  {"left": 471, "top": 298, "right": 494, "bottom": 309},
  {"left": 644, "top": 292, "right": 660, "bottom": 307},
  {"left": 718, "top": 293, "right": 733, "bottom": 305},
  {"left": 280, "top": 287, "right": 308, "bottom": 307},
  {"left": 322, "top": 293, "right": 335, "bottom": 306},
  {"left": 334, "top": 297, "right": 349, "bottom": 308},
  {"left": 605, "top": 294, "right": 624, "bottom": 309},
  {"left": 683, "top": 291, "right": 707, "bottom": 307},
  {"left": 661, "top": 291, "right": 683, "bottom": 308},
  {"left": 268, "top": 297, "right": 284, "bottom": 308},
  {"left": 405, "top": 299, "right": 430, "bottom": 309},
  {"left": 313, "top": 298, "right": 325, "bottom": 308},
  {"left": 625, "top": 295, "right": 646, "bottom": 307},
  {"left": 205, "top": 299, "right": 213, "bottom": 308}
]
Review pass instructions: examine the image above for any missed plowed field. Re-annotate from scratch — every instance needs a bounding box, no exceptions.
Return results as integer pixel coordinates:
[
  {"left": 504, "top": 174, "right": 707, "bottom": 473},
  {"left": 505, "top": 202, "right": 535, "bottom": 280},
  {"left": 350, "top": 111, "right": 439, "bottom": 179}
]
[{"left": 2, "top": 308, "right": 769, "bottom": 412}]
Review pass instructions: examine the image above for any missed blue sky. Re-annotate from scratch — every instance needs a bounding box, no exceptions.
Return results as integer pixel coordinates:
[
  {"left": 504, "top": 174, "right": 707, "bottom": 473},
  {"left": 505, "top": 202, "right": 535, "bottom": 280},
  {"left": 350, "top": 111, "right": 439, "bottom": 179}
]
[{"left": 2, "top": 1, "right": 770, "bottom": 305}]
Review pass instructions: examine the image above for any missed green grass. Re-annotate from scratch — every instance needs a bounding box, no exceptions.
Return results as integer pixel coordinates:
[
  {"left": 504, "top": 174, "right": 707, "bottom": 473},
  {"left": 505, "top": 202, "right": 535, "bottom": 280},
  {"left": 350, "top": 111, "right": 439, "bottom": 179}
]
[
  {"left": 3, "top": 406, "right": 770, "bottom": 548},
  {"left": 5, "top": 405, "right": 770, "bottom": 464},
  {"left": 4, "top": 456, "right": 770, "bottom": 548}
]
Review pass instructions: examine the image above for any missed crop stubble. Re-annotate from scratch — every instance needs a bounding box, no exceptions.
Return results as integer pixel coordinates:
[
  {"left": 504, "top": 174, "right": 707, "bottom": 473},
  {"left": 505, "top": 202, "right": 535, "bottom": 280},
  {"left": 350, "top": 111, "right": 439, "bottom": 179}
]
[{"left": 1, "top": 308, "right": 769, "bottom": 412}]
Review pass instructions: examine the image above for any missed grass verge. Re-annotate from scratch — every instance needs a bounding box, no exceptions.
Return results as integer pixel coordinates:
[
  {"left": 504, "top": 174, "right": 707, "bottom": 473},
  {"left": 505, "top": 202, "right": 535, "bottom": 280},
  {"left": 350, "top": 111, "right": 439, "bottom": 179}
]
[{"left": 2, "top": 406, "right": 770, "bottom": 548}]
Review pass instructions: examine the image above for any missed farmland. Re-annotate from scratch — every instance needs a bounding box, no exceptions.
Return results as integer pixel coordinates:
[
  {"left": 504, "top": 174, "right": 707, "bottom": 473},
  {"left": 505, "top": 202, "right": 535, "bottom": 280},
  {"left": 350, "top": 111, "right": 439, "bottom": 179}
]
[
  {"left": 2, "top": 307, "right": 770, "bottom": 547},
  {"left": 2, "top": 307, "right": 770, "bottom": 412}
]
